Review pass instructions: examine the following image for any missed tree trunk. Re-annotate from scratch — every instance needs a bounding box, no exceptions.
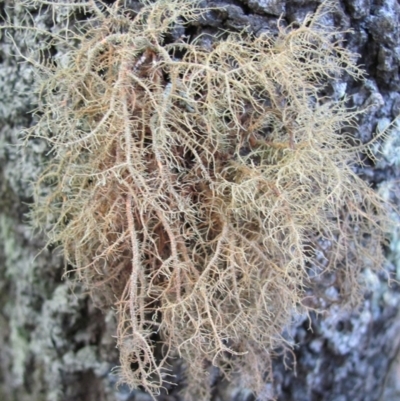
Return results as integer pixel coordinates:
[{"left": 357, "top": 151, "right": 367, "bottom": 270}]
[{"left": 0, "top": 1, "right": 399, "bottom": 400}]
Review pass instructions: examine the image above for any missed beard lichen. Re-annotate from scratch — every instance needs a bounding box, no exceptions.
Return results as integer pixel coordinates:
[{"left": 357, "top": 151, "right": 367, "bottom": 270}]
[{"left": 11, "top": 0, "right": 391, "bottom": 398}]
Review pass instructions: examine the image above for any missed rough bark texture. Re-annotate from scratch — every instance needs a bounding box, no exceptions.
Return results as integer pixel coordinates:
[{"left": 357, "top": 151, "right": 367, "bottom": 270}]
[{"left": 0, "top": 0, "right": 399, "bottom": 401}]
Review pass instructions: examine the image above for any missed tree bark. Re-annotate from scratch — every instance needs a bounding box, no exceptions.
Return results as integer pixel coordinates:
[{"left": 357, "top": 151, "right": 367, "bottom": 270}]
[{"left": 0, "top": 1, "right": 399, "bottom": 400}]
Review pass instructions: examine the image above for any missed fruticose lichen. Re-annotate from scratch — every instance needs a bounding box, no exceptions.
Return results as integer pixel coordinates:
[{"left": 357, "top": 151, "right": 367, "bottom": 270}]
[{"left": 5, "top": 0, "right": 392, "bottom": 399}]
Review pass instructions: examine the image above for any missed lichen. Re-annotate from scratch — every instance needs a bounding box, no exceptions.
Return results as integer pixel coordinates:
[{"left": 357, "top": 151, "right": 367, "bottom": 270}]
[{"left": 3, "top": 0, "right": 393, "bottom": 399}]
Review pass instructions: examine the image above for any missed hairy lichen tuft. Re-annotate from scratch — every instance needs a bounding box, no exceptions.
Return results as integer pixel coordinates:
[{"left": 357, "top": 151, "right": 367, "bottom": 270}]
[{"left": 7, "top": 0, "right": 392, "bottom": 399}]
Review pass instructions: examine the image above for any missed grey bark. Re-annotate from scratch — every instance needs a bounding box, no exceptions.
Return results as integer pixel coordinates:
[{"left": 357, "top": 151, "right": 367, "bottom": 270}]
[{"left": 0, "top": 0, "right": 399, "bottom": 400}]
